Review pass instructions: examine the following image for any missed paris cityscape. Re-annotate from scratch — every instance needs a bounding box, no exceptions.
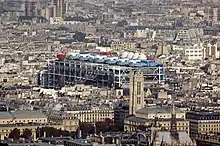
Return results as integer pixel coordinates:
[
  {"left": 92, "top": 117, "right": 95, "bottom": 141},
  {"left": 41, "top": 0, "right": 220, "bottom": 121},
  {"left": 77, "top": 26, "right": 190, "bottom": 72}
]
[{"left": 0, "top": 0, "right": 220, "bottom": 145}]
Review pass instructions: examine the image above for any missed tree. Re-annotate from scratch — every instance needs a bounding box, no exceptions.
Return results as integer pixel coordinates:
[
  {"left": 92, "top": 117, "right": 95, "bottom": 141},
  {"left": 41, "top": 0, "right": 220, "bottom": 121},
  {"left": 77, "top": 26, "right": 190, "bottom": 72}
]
[
  {"left": 37, "top": 127, "right": 63, "bottom": 137},
  {"left": 22, "top": 128, "right": 32, "bottom": 139},
  {"left": 70, "top": 131, "right": 76, "bottom": 138},
  {"left": 105, "top": 118, "right": 113, "bottom": 125},
  {"left": 9, "top": 128, "right": 20, "bottom": 140},
  {"left": 79, "top": 123, "right": 94, "bottom": 138},
  {"left": 53, "top": 128, "right": 62, "bottom": 137},
  {"left": 137, "top": 125, "right": 147, "bottom": 131},
  {"left": 61, "top": 130, "right": 70, "bottom": 136}
]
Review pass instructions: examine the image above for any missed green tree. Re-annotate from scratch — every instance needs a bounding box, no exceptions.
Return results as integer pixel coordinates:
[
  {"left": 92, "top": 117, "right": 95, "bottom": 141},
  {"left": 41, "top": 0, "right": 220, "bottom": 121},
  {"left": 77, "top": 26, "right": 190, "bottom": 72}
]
[
  {"left": 79, "top": 123, "right": 94, "bottom": 138},
  {"left": 137, "top": 125, "right": 147, "bottom": 131},
  {"left": 9, "top": 128, "right": 20, "bottom": 140},
  {"left": 22, "top": 128, "right": 32, "bottom": 139},
  {"left": 53, "top": 128, "right": 62, "bottom": 137},
  {"left": 38, "top": 127, "right": 63, "bottom": 137},
  {"left": 61, "top": 130, "right": 70, "bottom": 136},
  {"left": 70, "top": 131, "right": 76, "bottom": 138},
  {"left": 104, "top": 118, "right": 113, "bottom": 125}
]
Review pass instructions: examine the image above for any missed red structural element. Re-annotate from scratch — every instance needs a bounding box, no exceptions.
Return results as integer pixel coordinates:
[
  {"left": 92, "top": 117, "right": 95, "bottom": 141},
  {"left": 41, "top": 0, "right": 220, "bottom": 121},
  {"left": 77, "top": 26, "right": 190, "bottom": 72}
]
[
  {"left": 147, "top": 56, "right": 154, "bottom": 61},
  {"left": 100, "top": 52, "right": 112, "bottom": 56},
  {"left": 57, "top": 54, "right": 66, "bottom": 59}
]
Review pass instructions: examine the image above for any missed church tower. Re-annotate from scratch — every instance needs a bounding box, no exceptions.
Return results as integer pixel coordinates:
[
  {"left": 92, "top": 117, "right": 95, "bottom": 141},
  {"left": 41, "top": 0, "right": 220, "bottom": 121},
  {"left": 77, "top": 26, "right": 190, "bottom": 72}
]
[
  {"left": 129, "top": 71, "right": 145, "bottom": 115},
  {"left": 170, "top": 97, "right": 179, "bottom": 141}
]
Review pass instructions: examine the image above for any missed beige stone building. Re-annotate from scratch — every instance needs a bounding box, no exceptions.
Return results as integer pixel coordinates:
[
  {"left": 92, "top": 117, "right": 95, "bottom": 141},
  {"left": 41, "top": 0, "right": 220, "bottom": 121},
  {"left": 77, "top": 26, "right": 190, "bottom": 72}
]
[
  {"left": 47, "top": 106, "right": 114, "bottom": 123},
  {"left": 125, "top": 72, "right": 190, "bottom": 135},
  {"left": 0, "top": 111, "right": 79, "bottom": 140},
  {"left": 0, "top": 111, "right": 47, "bottom": 125},
  {"left": 47, "top": 114, "right": 79, "bottom": 132},
  {"left": 186, "top": 111, "right": 220, "bottom": 136},
  {"left": 124, "top": 106, "right": 190, "bottom": 135},
  {"left": 129, "top": 71, "right": 145, "bottom": 115},
  {"left": 110, "top": 42, "right": 136, "bottom": 52}
]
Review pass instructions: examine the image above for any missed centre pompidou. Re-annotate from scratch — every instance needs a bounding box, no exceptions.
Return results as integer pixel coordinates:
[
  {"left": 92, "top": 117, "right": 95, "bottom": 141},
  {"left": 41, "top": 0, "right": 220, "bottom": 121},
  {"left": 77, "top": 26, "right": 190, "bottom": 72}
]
[{"left": 39, "top": 52, "right": 165, "bottom": 89}]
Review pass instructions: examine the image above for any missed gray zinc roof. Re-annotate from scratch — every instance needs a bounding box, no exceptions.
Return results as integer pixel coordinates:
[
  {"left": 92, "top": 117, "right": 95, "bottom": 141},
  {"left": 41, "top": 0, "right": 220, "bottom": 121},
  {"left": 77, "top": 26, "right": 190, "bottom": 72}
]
[
  {"left": 11, "top": 111, "right": 46, "bottom": 119},
  {"left": 136, "top": 106, "right": 182, "bottom": 115},
  {"left": 157, "top": 131, "right": 193, "bottom": 145},
  {"left": 0, "top": 112, "right": 13, "bottom": 119},
  {"left": 125, "top": 116, "right": 148, "bottom": 123}
]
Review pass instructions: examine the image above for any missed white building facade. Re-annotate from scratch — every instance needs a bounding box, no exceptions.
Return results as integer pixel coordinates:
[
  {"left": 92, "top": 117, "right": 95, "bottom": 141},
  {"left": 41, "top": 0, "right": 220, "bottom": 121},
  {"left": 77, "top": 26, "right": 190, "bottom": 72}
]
[{"left": 184, "top": 43, "right": 206, "bottom": 60}]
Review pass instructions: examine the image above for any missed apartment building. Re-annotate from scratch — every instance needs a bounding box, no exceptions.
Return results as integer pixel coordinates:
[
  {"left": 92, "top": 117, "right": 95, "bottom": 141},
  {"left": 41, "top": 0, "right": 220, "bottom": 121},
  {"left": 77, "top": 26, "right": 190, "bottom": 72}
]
[
  {"left": 124, "top": 106, "right": 190, "bottom": 135},
  {"left": 0, "top": 111, "right": 79, "bottom": 140},
  {"left": 48, "top": 105, "right": 114, "bottom": 123},
  {"left": 184, "top": 43, "right": 206, "bottom": 60},
  {"left": 186, "top": 111, "right": 220, "bottom": 137},
  {"left": 174, "top": 28, "right": 203, "bottom": 42}
]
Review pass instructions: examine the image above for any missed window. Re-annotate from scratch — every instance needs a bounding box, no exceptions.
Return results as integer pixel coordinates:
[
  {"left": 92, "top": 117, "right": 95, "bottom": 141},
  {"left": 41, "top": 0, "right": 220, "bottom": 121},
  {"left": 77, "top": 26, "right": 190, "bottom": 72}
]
[
  {"left": 137, "top": 82, "right": 141, "bottom": 95},
  {"left": 137, "top": 97, "right": 141, "bottom": 104}
]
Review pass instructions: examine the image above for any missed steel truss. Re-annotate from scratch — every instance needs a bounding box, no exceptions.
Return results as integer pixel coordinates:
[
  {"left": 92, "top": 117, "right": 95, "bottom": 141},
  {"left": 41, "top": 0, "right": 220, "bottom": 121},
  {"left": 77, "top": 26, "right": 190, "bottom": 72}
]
[{"left": 40, "top": 59, "right": 165, "bottom": 89}]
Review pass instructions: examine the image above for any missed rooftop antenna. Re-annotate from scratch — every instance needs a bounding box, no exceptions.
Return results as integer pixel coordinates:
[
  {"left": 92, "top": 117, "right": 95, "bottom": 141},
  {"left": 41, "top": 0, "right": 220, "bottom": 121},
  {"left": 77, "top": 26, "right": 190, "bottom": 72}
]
[
  {"left": 93, "top": 121, "right": 97, "bottom": 135},
  {"left": 172, "top": 97, "right": 175, "bottom": 115}
]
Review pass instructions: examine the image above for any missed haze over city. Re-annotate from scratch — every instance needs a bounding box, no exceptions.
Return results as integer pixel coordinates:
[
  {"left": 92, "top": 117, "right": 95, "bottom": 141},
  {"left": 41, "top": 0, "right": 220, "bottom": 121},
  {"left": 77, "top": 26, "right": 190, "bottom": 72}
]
[{"left": 0, "top": 0, "right": 220, "bottom": 145}]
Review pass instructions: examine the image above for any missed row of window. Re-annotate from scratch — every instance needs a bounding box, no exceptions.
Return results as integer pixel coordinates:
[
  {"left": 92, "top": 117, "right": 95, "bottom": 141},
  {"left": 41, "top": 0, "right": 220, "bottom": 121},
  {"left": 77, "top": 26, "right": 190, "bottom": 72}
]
[
  {"left": 127, "top": 122, "right": 188, "bottom": 126},
  {"left": 199, "top": 124, "right": 220, "bottom": 127},
  {"left": 147, "top": 115, "right": 185, "bottom": 118},
  {"left": 163, "top": 123, "right": 188, "bottom": 126},
  {"left": 74, "top": 114, "right": 113, "bottom": 117},
  {"left": 81, "top": 117, "right": 109, "bottom": 122},
  {"left": 1, "top": 128, "right": 35, "bottom": 133},
  {"left": 79, "top": 111, "right": 113, "bottom": 114},
  {"left": 1, "top": 119, "right": 47, "bottom": 124},
  {"left": 200, "top": 128, "right": 220, "bottom": 132},
  {"left": 188, "top": 54, "right": 203, "bottom": 57},
  {"left": 186, "top": 50, "right": 203, "bottom": 53}
]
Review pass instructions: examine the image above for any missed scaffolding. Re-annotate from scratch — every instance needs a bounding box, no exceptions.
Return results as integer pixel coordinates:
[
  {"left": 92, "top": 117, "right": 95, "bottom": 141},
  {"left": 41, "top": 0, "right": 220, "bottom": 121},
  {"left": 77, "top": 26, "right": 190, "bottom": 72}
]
[{"left": 40, "top": 59, "right": 165, "bottom": 89}]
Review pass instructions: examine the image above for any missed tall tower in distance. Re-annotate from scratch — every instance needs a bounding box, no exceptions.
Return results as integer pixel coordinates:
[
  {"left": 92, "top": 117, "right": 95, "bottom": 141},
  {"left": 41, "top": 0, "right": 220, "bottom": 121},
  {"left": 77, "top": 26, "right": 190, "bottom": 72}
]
[
  {"left": 129, "top": 71, "right": 145, "bottom": 115},
  {"left": 57, "top": 0, "right": 63, "bottom": 17},
  {"left": 52, "top": 0, "right": 65, "bottom": 17},
  {"left": 170, "top": 96, "right": 179, "bottom": 141}
]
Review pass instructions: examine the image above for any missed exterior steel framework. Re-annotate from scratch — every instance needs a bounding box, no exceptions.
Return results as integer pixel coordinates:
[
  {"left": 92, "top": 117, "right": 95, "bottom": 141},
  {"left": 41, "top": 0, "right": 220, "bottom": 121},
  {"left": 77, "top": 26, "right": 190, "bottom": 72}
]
[{"left": 40, "top": 59, "right": 165, "bottom": 89}]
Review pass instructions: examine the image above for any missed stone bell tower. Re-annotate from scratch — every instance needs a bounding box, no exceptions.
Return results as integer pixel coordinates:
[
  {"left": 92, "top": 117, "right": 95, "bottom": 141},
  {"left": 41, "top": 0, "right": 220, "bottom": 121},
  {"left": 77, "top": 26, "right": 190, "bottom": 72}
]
[{"left": 129, "top": 71, "right": 145, "bottom": 115}]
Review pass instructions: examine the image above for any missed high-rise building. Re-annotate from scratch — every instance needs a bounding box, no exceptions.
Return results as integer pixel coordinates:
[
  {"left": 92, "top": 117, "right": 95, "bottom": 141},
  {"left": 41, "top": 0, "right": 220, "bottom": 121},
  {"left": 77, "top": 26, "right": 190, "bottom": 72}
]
[
  {"left": 129, "top": 71, "right": 145, "bottom": 115},
  {"left": 24, "top": 0, "right": 41, "bottom": 16},
  {"left": 205, "top": 43, "right": 218, "bottom": 59},
  {"left": 210, "top": 8, "right": 220, "bottom": 23},
  {"left": 212, "top": 8, "right": 218, "bottom": 22},
  {"left": 52, "top": 0, "right": 65, "bottom": 17}
]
